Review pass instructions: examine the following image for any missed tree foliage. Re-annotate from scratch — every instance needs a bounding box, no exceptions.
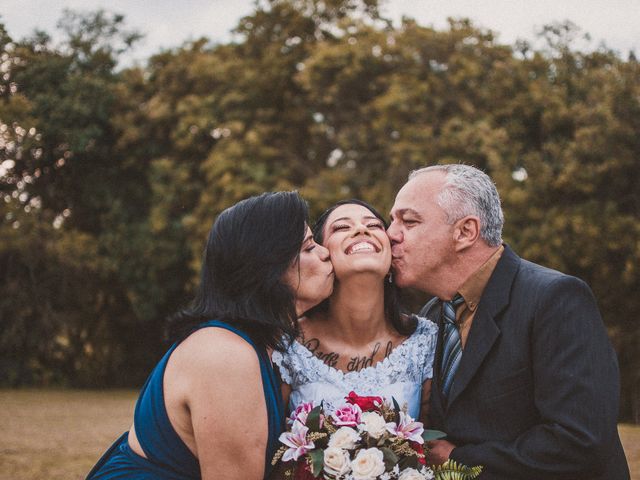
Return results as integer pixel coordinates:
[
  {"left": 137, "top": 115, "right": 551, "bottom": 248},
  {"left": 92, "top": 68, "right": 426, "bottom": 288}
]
[{"left": 1, "top": 1, "right": 638, "bottom": 421}]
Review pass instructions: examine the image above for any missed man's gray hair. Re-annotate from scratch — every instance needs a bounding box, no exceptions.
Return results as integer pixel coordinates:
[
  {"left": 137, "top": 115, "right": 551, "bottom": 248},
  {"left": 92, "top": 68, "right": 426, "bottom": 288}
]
[{"left": 409, "top": 164, "right": 504, "bottom": 246}]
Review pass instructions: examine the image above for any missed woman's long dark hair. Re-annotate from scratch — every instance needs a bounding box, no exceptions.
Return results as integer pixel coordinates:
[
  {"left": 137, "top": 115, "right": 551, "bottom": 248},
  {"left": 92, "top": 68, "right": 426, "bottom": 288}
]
[
  {"left": 168, "top": 191, "right": 308, "bottom": 350},
  {"left": 311, "top": 199, "right": 416, "bottom": 336}
]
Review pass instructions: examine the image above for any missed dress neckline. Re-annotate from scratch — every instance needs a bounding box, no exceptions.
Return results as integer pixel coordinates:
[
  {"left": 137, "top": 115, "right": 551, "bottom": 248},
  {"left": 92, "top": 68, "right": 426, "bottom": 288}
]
[{"left": 292, "top": 316, "right": 426, "bottom": 379}]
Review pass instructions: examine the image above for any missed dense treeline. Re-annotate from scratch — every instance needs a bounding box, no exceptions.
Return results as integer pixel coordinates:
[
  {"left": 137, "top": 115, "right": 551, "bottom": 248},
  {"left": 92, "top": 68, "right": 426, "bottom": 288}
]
[{"left": 0, "top": 0, "right": 638, "bottom": 422}]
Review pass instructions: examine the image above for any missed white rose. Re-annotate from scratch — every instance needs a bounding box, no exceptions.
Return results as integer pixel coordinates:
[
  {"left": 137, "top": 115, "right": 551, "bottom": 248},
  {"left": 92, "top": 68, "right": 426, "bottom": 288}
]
[
  {"left": 359, "top": 411, "right": 387, "bottom": 439},
  {"left": 328, "top": 426, "right": 360, "bottom": 449},
  {"left": 420, "top": 467, "right": 435, "bottom": 480},
  {"left": 323, "top": 447, "right": 351, "bottom": 478},
  {"left": 398, "top": 467, "right": 428, "bottom": 480},
  {"left": 350, "top": 447, "right": 386, "bottom": 479}
]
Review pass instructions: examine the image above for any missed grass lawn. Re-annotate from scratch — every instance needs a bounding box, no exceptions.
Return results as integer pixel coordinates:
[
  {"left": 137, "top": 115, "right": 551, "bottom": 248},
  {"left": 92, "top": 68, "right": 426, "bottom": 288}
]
[
  {"left": 0, "top": 389, "right": 638, "bottom": 479},
  {"left": 0, "top": 389, "right": 136, "bottom": 480}
]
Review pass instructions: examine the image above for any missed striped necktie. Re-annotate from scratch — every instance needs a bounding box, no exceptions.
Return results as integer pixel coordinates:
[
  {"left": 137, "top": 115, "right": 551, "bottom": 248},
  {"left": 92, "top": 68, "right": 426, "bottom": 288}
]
[{"left": 440, "top": 294, "right": 465, "bottom": 399}]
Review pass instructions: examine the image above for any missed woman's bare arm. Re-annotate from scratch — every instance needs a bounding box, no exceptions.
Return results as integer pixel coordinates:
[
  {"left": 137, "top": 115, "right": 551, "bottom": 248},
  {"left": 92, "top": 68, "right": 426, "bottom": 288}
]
[{"left": 166, "top": 328, "right": 268, "bottom": 480}]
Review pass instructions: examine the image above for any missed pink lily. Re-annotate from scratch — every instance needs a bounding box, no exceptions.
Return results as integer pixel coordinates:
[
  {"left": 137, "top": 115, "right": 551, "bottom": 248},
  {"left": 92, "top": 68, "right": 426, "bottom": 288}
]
[
  {"left": 385, "top": 412, "right": 425, "bottom": 444},
  {"left": 279, "top": 420, "right": 315, "bottom": 461}
]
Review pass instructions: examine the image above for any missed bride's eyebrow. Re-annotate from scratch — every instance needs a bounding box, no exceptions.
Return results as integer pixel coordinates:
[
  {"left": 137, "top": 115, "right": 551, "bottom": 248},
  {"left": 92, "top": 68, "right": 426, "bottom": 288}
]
[
  {"left": 330, "top": 215, "right": 380, "bottom": 225},
  {"left": 329, "top": 216, "right": 353, "bottom": 225}
]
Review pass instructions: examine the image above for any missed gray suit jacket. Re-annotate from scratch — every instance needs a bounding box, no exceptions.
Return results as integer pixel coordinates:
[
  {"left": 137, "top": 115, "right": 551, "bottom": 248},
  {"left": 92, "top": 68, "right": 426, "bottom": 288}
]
[{"left": 421, "top": 245, "right": 629, "bottom": 479}]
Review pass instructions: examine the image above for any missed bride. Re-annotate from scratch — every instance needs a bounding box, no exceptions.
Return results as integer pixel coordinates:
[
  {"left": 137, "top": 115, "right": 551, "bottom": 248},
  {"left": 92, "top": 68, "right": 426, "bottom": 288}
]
[{"left": 273, "top": 199, "right": 438, "bottom": 423}]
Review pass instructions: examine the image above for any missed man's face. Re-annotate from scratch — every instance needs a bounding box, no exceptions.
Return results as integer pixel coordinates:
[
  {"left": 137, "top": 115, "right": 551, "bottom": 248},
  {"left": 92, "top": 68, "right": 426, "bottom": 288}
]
[{"left": 388, "top": 172, "right": 456, "bottom": 294}]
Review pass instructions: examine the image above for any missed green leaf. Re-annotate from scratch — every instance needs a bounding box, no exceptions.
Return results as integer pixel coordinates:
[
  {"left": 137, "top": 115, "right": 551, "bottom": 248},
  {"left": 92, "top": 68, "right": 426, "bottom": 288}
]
[
  {"left": 380, "top": 447, "right": 398, "bottom": 470},
  {"left": 392, "top": 397, "right": 401, "bottom": 423},
  {"left": 422, "top": 429, "right": 448, "bottom": 441},
  {"left": 398, "top": 454, "right": 419, "bottom": 470},
  {"left": 433, "top": 459, "right": 483, "bottom": 480},
  {"left": 306, "top": 405, "right": 323, "bottom": 432},
  {"left": 308, "top": 449, "right": 324, "bottom": 478}
]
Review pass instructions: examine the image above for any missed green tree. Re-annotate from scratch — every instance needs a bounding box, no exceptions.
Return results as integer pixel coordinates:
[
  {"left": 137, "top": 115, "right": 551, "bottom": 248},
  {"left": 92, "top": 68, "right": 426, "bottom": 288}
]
[
  {"left": 0, "top": 11, "right": 179, "bottom": 386},
  {"left": 1, "top": 3, "right": 638, "bottom": 421},
  {"left": 494, "top": 24, "right": 640, "bottom": 420}
]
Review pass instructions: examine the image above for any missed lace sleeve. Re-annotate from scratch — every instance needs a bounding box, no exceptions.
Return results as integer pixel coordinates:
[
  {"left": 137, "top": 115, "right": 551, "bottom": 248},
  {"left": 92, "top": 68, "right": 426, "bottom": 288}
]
[
  {"left": 271, "top": 348, "right": 294, "bottom": 385},
  {"left": 414, "top": 316, "right": 439, "bottom": 382}
]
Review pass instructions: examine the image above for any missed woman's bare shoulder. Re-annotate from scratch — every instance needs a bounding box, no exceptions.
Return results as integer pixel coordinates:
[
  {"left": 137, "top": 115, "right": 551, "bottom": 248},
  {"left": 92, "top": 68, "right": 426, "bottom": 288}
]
[{"left": 171, "top": 326, "right": 260, "bottom": 378}]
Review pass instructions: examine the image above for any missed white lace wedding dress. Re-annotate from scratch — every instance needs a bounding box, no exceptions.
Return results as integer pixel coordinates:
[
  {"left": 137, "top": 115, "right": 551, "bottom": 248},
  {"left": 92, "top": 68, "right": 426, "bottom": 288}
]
[{"left": 272, "top": 316, "right": 438, "bottom": 419}]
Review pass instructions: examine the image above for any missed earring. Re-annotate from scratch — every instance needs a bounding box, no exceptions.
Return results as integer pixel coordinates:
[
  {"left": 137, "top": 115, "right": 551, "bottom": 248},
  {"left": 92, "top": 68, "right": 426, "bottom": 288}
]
[{"left": 387, "top": 272, "right": 393, "bottom": 284}]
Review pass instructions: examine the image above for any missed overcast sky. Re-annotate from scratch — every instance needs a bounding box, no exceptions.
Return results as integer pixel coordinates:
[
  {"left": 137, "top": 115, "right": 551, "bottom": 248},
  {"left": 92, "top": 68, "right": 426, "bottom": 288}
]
[{"left": 2, "top": 0, "right": 639, "bottom": 64}]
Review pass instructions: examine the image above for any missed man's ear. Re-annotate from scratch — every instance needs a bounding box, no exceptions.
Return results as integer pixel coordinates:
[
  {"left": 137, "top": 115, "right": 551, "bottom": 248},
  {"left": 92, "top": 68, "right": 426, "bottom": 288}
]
[{"left": 453, "top": 216, "right": 480, "bottom": 252}]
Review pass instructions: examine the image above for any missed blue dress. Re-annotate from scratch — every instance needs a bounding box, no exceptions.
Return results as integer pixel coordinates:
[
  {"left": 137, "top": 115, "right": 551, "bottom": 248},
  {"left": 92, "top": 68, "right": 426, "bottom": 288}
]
[{"left": 86, "top": 320, "right": 284, "bottom": 479}]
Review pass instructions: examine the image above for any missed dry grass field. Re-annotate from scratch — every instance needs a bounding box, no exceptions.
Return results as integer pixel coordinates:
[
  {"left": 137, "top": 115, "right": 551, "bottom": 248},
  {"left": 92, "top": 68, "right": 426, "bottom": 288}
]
[
  {"left": 0, "top": 389, "right": 136, "bottom": 480},
  {"left": 0, "top": 389, "right": 638, "bottom": 479}
]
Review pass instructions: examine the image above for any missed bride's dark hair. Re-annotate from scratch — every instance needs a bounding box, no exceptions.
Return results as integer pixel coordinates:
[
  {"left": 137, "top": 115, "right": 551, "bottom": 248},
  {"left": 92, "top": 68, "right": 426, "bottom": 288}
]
[
  {"left": 168, "top": 191, "right": 308, "bottom": 350},
  {"left": 310, "top": 199, "right": 416, "bottom": 336}
]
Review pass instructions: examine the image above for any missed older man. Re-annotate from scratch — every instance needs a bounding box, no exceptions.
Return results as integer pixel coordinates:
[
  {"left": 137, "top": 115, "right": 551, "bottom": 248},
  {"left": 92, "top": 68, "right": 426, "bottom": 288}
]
[{"left": 388, "top": 164, "right": 629, "bottom": 479}]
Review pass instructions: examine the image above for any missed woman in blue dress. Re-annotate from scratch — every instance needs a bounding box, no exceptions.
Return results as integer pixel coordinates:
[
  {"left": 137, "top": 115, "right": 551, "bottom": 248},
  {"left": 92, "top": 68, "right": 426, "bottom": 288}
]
[{"left": 87, "top": 191, "right": 335, "bottom": 480}]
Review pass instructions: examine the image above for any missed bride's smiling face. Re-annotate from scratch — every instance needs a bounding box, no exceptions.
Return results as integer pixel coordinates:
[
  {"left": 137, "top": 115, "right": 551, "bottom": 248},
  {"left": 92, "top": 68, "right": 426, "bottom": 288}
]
[{"left": 321, "top": 203, "right": 392, "bottom": 280}]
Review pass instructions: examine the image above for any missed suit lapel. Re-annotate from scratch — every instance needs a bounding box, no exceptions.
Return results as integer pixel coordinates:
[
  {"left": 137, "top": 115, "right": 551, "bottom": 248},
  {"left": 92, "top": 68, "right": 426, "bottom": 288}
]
[{"left": 446, "top": 245, "right": 521, "bottom": 407}]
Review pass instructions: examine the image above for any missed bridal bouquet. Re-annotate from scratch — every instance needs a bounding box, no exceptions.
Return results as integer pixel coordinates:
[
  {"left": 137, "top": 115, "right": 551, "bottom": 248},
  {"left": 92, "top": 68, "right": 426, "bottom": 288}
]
[{"left": 271, "top": 392, "right": 482, "bottom": 480}]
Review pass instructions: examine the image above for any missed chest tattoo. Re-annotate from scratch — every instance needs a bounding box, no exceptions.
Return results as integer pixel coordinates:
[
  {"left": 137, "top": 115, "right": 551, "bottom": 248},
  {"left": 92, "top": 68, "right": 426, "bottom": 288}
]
[
  {"left": 346, "top": 340, "right": 394, "bottom": 372},
  {"left": 303, "top": 338, "right": 395, "bottom": 372},
  {"left": 303, "top": 338, "right": 340, "bottom": 368}
]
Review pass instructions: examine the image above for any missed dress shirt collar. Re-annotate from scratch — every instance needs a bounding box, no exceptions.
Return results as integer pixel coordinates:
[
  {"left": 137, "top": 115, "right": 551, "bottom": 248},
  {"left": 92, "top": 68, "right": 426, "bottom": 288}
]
[{"left": 457, "top": 245, "right": 504, "bottom": 313}]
